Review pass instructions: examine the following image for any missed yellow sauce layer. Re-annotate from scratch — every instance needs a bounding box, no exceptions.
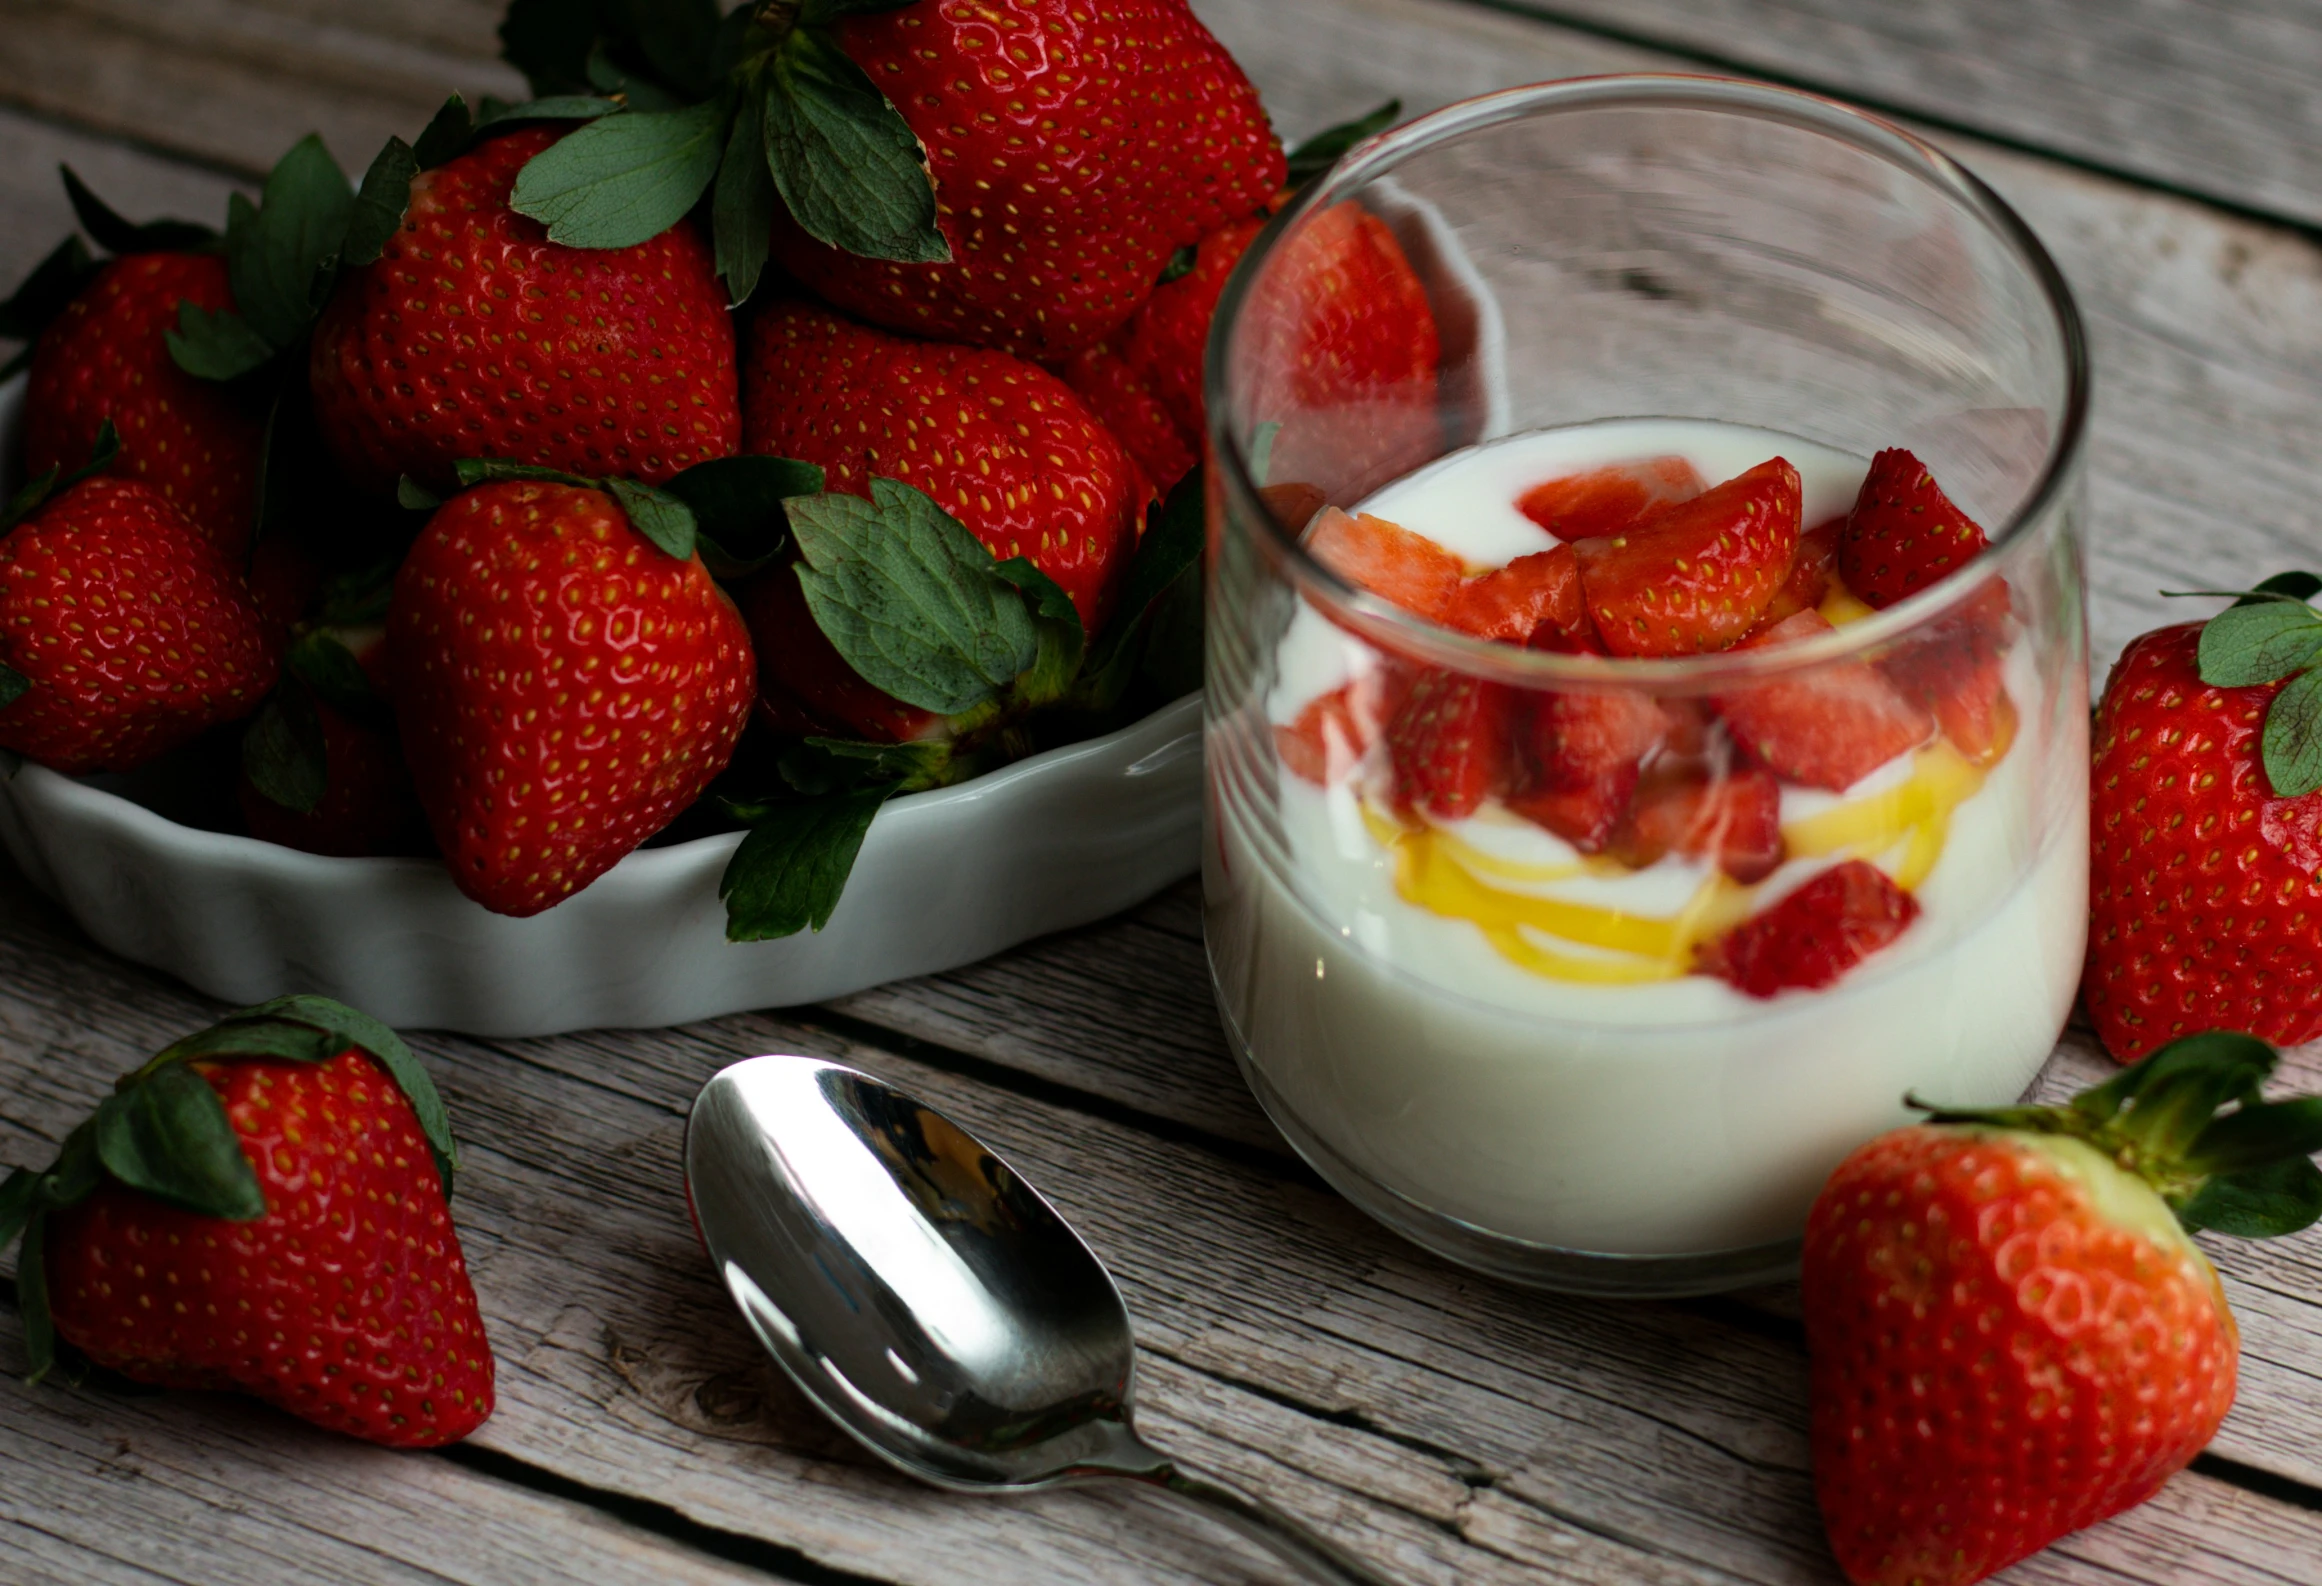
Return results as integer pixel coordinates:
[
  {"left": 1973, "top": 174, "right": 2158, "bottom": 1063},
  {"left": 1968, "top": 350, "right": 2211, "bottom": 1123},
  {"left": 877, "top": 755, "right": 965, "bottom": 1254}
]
[{"left": 1368, "top": 742, "right": 1987, "bottom": 984}]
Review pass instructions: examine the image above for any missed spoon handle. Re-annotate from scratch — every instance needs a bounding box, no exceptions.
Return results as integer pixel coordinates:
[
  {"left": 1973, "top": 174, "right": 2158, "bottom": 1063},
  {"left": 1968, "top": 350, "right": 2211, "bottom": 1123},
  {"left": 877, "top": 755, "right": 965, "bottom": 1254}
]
[{"left": 1136, "top": 1460, "right": 1402, "bottom": 1586}]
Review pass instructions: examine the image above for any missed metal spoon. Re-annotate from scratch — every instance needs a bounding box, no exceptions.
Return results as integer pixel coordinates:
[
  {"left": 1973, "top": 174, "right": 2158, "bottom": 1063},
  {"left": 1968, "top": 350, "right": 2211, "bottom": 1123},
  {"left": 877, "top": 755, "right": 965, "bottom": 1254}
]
[{"left": 684, "top": 1054, "right": 1399, "bottom": 1586}]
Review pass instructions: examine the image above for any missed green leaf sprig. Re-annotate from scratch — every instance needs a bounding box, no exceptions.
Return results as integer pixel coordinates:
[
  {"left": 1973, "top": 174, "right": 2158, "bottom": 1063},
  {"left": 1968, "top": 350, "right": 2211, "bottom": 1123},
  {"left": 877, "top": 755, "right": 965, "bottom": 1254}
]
[
  {"left": 2176, "top": 570, "right": 2322, "bottom": 796},
  {"left": 0, "top": 997, "right": 457, "bottom": 1383}
]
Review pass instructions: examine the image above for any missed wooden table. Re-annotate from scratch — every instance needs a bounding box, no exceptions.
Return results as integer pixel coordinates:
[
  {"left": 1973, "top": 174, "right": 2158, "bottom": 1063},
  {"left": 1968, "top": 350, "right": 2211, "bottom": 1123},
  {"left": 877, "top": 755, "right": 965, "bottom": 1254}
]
[{"left": 5, "top": 2, "right": 2322, "bottom": 1581}]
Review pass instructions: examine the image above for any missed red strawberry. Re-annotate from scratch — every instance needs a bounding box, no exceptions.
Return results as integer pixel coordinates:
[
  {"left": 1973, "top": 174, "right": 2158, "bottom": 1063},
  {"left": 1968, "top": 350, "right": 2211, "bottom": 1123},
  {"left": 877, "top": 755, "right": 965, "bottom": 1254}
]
[
  {"left": 25, "top": 253, "right": 265, "bottom": 557},
  {"left": 1506, "top": 688, "right": 1668, "bottom": 850},
  {"left": 2085, "top": 621, "right": 2322, "bottom": 1060},
  {"left": 1614, "top": 761, "right": 1785, "bottom": 882},
  {"left": 1305, "top": 506, "right": 1465, "bottom": 623},
  {"left": 1118, "top": 211, "right": 1273, "bottom": 441},
  {"left": 1386, "top": 669, "right": 1513, "bottom": 819},
  {"left": 8, "top": 999, "right": 493, "bottom": 1448},
  {"left": 1052, "top": 342, "right": 1199, "bottom": 497},
  {"left": 1754, "top": 515, "right": 1843, "bottom": 631},
  {"left": 1716, "top": 611, "right": 1932, "bottom": 790},
  {"left": 742, "top": 299, "right": 1147, "bottom": 634},
  {"left": 1802, "top": 1033, "right": 2322, "bottom": 1585},
  {"left": 1572, "top": 458, "right": 1801, "bottom": 657},
  {"left": 770, "top": 1, "right": 1281, "bottom": 362},
  {"left": 1516, "top": 456, "right": 1703, "bottom": 542},
  {"left": 0, "top": 476, "right": 278, "bottom": 774},
  {"left": 1442, "top": 547, "right": 1583, "bottom": 644},
  {"left": 310, "top": 126, "right": 739, "bottom": 497},
  {"left": 1696, "top": 858, "right": 1918, "bottom": 996},
  {"left": 1839, "top": 447, "right": 1989, "bottom": 608},
  {"left": 389, "top": 479, "right": 756, "bottom": 917}
]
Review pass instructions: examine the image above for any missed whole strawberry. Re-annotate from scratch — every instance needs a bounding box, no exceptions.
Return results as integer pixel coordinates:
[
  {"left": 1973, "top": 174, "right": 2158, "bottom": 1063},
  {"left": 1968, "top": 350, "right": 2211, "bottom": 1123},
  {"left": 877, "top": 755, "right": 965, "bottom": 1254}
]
[
  {"left": 25, "top": 253, "right": 265, "bottom": 557},
  {"left": 2085, "top": 586, "right": 2322, "bottom": 1060},
  {"left": 0, "top": 474, "right": 278, "bottom": 774},
  {"left": 1805, "top": 1031, "right": 2322, "bottom": 1585},
  {"left": 0, "top": 996, "right": 493, "bottom": 1448},
  {"left": 391, "top": 477, "right": 756, "bottom": 916},
  {"left": 768, "top": 0, "right": 1282, "bottom": 361},
  {"left": 310, "top": 126, "right": 740, "bottom": 497}
]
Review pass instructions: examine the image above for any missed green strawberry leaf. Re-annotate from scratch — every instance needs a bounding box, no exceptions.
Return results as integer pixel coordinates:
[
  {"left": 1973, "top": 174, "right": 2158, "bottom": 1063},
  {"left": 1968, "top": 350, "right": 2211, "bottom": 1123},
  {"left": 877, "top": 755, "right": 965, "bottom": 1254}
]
[
  {"left": 2264, "top": 665, "right": 2322, "bottom": 797},
  {"left": 454, "top": 457, "right": 598, "bottom": 490},
  {"left": 620, "top": 0, "right": 723, "bottom": 101},
  {"left": 500, "top": 0, "right": 600, "bottom": 95},
  {"left": 790, "top": 477, "right": 1039, "bottom": 714},
  {"left": 92, "top": 1061, "right": 268, "bottom": 1222},
  {"left": 60, "top": 165, "right": 218, "bottom": 254},
  {"left": 1083, "top": 464, "right": 1205, "bottom": 684},
  {"left": 0, "top": 663, "right": 26, "bottom": 713},
  {"left": 763, "top": 32, "right": 949, "bottom": 264},
  {"left": 1157, "top": 244, "right": 1197, "bottom": 285},
  {"left": 18, "top": 1206, "right": 57, "bottom": 1383},
  {"left": 0, "top": 233, "right": 98, "bottom": 349},
  {"left": 413, "top": 94, "right": 477, "bottom": 169},
  {"left": 586, "top": 42, "right": 688, "bottom": 111},
  {"left": 721, "top": 785, "right": 896, "bottom": 941},
  {"left": 0, "top": 1167, "right": 35, "bottom": 1250},
  {"left": 0, "top": 421, "right": 121, "bottom": 533},
  {"left": 343, "top": 136, "right": 418, "bottom": 269},
  {"left": 2183, "top": 1096, "right": 2322, "bottom": 1179},
  {"left": 286, "top": 630, "right": 385, "bottom": 720},
  {"left": 167, "top": 300, "right": 276, "bottom": 381},
  {"left": 773, "top": 735, "right": 952, "bottom": 797},
  {"left": 314, "top": 556, "right": 403, "bottom": 627},
  {"left": 713, "top": 80, "right": 775, "bottom": 307},
  {"left": 994, "top": 557, "right": 1085, "bottom": 708},
  {"left": 2198, "top": 597, "right": 2322, "bottom": 687},
  {"left": 2235, "top": 571, "right": 2322, "bottom": 608},
  {"left": 664, "top": 453, "right": 822, "bottom": 577},
  {"left": 510, "top": 97, "right": 728, "bottom": 249},
  {"left": 1286, "top": 99, "right": 1402, "bottom": 187},
  {"left": 606, "top": 476, "right": 698, "bottom": 561},
  {"left": 2177, "top": 1156, "right": 2322, "bottom": 1237},
  {"left": 476, "top": 95, "right": 625, "bottom": 131},
  {"left": 241, "top": 688, "right": 329, "bottom": 815},
  {"left": 230, "top": 135, "right": 355, "bottom": 351},
  {"left": 398, "top": 475, "right": 446, "bottom": 511}
]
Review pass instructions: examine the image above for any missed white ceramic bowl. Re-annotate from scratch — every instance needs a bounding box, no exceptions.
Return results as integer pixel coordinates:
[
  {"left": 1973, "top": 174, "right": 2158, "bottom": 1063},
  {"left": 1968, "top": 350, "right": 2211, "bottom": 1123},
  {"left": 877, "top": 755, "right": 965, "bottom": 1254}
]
[{"left": 0, "top": 375, "right": 1201, "bottom": 1036}]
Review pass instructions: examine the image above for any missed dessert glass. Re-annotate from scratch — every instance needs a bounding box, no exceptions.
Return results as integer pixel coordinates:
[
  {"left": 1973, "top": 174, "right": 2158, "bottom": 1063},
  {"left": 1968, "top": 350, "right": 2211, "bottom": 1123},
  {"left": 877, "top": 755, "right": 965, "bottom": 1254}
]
[{"left": 1201, "top": 76, "right": 2091, "bottom": 1296}]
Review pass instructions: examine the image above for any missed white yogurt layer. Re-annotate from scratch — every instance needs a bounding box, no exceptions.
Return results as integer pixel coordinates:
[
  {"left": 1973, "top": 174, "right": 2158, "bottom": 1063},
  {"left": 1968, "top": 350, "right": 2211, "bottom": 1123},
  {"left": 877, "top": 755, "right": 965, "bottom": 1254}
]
[{"left": 1209, "top": 419, "right": 2089, "bottom": 1256}]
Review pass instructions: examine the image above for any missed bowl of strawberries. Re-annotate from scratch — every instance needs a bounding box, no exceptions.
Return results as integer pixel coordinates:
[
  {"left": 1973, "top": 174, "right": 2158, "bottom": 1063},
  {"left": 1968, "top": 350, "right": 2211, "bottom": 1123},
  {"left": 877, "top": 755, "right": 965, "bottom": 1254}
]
[{"left": 0, "top": 3, "right": 1443, "bottom": 1037}]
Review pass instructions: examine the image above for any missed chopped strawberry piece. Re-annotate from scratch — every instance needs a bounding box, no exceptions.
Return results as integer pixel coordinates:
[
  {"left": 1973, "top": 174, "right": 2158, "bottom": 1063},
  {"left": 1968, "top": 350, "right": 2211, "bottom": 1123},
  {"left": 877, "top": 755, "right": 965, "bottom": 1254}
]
[
  {"left": 1275, "top": 668, "right": 1409, "bottom": 786},
  {"left": 1572, "top": 457, "right": 1802, "bottom": 657},
  {"left": 1755, "top": 516, "right": 1844, "bottom": 631},
  {"left": 1260, "top": 481, "right": 1331, "bottom": 534},
  {"left": 1517, "top": 456, "right": 1704, "bottom": 542},
  {"left": 1443, "top": 546, "right": 1584, "bottom": 644},
  {"left": 1879, "top": 580, "right": 2017, "bottom": 765},
  {"left": 1307, "top": 507, "right": 1465, "bottom": 622},
  {"left": 1697, "top": 859, "right": 1919, "bottom": 997},
  {"left": 1387, "top": 669, "right": 1515, "bottom": 819},
  {"left": 1839, "top": 448, "right": 1990, "bottom": 608},
  {"left": 1616, "top": 762, "right": 1786, "bottom": 882},
  {"left": 1716, "top": 610, "right": 1933, "bottom": 790},
  {"left": 1505, "top": 688, "right": 1668, "bottom": 850}
]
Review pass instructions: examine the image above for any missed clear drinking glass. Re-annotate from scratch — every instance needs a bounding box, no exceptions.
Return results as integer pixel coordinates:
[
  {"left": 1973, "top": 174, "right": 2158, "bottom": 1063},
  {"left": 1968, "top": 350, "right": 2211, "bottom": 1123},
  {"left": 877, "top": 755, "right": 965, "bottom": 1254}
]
[{"left": 1201, "top": 76, "right": 2090, "bottom": 1296}]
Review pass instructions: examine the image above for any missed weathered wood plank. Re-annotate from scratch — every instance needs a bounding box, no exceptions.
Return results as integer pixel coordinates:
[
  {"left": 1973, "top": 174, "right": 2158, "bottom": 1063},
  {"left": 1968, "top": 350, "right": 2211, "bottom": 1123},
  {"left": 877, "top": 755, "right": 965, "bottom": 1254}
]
[
  {"left": 1471, "top": 0, "right": 2322, "bottom": 231},
  {"left": 6, "top": 862, "right": 2321, "bottom": 1585}
]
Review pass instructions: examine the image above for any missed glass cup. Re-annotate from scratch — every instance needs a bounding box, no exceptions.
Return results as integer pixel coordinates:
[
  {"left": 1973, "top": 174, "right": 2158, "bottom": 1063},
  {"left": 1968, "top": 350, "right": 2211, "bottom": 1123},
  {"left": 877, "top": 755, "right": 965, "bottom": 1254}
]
[{"left": 1201, "top": 76, "right": 2090, "bottom": 1296}]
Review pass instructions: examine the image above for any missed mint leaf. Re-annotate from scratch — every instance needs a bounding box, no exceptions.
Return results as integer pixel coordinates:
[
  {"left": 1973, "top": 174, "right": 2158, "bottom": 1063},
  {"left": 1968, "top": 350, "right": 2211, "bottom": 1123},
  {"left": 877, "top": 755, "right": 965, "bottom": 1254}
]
[
  {"left": 230, "top": 135, "right": 354, "bottom": 350},
  {"left": 994, "top": 557, "right": 1085, "bottom": 707},
  {"left": 242, "top": 689, "right": 328, "bottom": 815},
  {"left": 0, "top": 234, "right": 97, "bottom": 343},
  {"left": 2264, "top": 665, "right": 2322, "bottom": 797},
  {"left": 790, "top": 477, "right": 1038, "bottom": 714},
  {"left": 1286, "top": 99, "right": 1401, "bottom": 187},
  {"left": 414, "top": 94, "right": 476, "bottom": 169},
  {"left": 286, "top": 630, "right": 383, "bottom": 720},
  {"left": 721, "top": 786, "right": 895, "bottom": 940},
  {"left": 764, "top": 31, "right": 949, "bottom": 264},
  {"left": 606, "top": 476, "right": 697, "bottom": 560},
  {"left": 60, "top": 165, "right": 217, "bottom": 254},
  {"left": 0, "top": 661, "right": 27, "bottom": 712},
  {"left": 167, "top": 300, "right": 275, "bottom": 381},
  {"left": 343, "top": 136, "right": 418, "bottom": 268},
  {"left": 454, "top": 457, "right": 597, "bottom": 490},
  {"left": 510, "top": 99, "right": 727, "bottom": 249},
  {"left": 93, "top": 1062, "right": 267, "bottom": 1222},
  {"left": 713, "top": 81, "right": 775, "bottom": 307},
  {"left": 2200, "top": 597, "right": 2322, "bottom": 687},
  {"left": 665, "top": 453, "right": 821, "bottom": 575}
]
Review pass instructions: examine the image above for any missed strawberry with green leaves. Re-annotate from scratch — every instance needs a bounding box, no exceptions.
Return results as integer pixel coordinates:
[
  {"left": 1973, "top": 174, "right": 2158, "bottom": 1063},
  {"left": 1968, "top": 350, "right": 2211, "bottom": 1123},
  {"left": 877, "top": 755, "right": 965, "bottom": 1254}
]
[
  {"left": 0, "top": 996, "right": 493, "bottom": 1449},
  {"left": 2085, "top": 572, "right": 2322, "bottom": 1060},
  {"left": 1806, "top": 1031, "right": 2322, "bottom": 1585}
]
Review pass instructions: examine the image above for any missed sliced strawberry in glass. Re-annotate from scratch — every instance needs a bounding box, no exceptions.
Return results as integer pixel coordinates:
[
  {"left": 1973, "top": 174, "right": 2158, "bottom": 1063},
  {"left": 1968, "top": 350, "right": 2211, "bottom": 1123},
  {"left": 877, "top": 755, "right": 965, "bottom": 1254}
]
[
  {"left": 1306, "top": 506, "right": 1466, "bottom": 622},
  {"left": 1754, "top": 515, "right": 1845, "bottom": 632},
  {"left": 1616, "top": 761, "right": 1786, "bottom": 882},
  {"left": 1387, "top": 668, "right": 1516, "bottom": 820},
  {"left": 1572, "top": 457, "right": 1802, "bottom": 657},
  {"left": 1505, "top": 688, "right": 1669, "bottom": 850},
  {"left": 1275, "top": 666, "right": 1412, "bottom": 786},
  {"left": 1442, "top": 545, "right": 1583, "bottom": 644},
  {"left": 1696, "top": 858, "right": 1919, "bottom": 997},
  {"left": 1839, "top": 448, "right": 1990, "bottom": 608},
  {"left": 1715, "top": 610, "right": 1933, "bottom": 790},
  {"left": 1517, "top": 455, "right": 1704, "bottom": 542},
  {"left": 1880, "top": 580, "right": 2017, "bottom": 765}
]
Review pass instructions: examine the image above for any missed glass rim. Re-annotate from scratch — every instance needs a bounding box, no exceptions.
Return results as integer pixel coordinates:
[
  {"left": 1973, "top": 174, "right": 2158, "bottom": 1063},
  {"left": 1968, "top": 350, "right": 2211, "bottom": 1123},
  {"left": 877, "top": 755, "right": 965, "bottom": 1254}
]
[{"left": 1202, "top": 72, "right": 2092, "bottom": 686}]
